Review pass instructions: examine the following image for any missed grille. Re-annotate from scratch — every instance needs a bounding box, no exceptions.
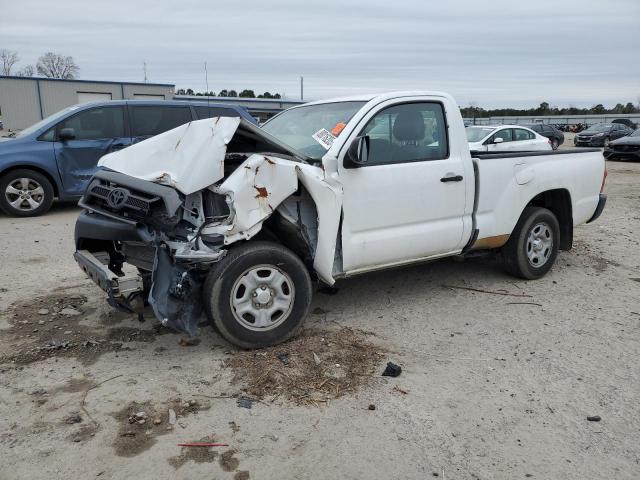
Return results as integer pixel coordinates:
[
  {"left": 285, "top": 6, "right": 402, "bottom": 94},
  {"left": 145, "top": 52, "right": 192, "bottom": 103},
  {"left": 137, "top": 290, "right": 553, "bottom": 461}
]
[{"left": 86, "top": 181, "right": 161, "bottom": 220}]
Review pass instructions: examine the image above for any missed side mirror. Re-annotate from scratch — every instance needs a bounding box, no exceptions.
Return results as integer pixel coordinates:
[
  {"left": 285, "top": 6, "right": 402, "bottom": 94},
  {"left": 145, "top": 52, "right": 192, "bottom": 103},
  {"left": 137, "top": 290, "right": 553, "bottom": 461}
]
[
  {"left": 345, "top": 135, "right": 369, "bottom": 167},
  {"left": 493, "top": 137, "right": 504, "bottom": 144},
  {"left": 59, "top": 128, "right": 76, "bottom": 141}
]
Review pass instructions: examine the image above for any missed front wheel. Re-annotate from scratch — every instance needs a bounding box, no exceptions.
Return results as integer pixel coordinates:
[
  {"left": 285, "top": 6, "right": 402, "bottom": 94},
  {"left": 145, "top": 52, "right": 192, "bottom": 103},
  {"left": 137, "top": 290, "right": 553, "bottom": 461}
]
[
  {"left": 550, "top": 138, "right": 559, "bottom": 150},
  {"left": 203, "top": 241, "right": 312, "bottom": 349},
  {"left": 502, "top": 207, "right": 560, "bottom": 279},
  {"left": 603, "top": 137, "right": 610, "bottom": 147},
  {"left": 0, "top": 169, "right": 54, "bottom": 217}
]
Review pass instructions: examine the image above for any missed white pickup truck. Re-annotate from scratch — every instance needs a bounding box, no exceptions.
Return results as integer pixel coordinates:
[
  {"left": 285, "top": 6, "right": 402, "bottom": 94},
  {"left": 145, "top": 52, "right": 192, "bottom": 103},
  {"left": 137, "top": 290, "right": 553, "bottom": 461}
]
[{"left": 73, "top": 91, "right": 607, "bottom": 348}]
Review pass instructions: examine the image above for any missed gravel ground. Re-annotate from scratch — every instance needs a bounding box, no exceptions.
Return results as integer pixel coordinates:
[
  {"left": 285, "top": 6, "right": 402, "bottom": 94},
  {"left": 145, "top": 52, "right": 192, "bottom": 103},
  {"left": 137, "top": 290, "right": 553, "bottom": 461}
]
[{"left": 0, "top": 159, "right": 638, "bottom": 480}]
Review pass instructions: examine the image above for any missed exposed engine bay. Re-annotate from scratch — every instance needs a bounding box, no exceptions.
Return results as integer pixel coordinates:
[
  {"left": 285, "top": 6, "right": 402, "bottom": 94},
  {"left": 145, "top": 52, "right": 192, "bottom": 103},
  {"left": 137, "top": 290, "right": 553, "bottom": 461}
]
[{"left": 74, "top": 117, "right": 343, "bottom": 337}]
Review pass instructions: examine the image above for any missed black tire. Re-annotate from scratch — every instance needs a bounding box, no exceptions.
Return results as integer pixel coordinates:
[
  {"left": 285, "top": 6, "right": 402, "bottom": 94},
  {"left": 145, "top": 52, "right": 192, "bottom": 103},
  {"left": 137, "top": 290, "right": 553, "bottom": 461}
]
[
  {"left": 203, "top": 241, "right": 312, "bottom": 349},
  {"left": 502, "top": 207, "right": 560, "bottom": 280},
  {"left": 550, "top": 138, "right": 559, "bottom": 150},
  {"left": 603, "top": 137, "right": 610, "bottom": 147},
  {"left": 0, "top": 169, "right": 54, "bottom": 217}
]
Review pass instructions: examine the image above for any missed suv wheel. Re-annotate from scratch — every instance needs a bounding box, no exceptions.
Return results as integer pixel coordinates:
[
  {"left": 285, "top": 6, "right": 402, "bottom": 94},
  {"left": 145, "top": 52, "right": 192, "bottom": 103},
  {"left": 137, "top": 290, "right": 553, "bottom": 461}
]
[
  {"left": 502, "top": 207, "right": 560, "bottom": 280},
  {"left": 203, "top": 241, "right": 312, "bottom": 349},
  {"left": 0, "top": 169, "right": 54, "bottom": 217},
  {"left": 550, "top": 138, "right": 559, "bottom": 150}
]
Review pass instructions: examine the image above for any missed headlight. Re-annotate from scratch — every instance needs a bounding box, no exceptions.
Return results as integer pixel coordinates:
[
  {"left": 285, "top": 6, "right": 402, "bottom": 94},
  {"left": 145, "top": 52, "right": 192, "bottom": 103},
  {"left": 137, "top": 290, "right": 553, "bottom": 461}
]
[{"left": 593, "top": 133, "right": 605, "bottom": 137}]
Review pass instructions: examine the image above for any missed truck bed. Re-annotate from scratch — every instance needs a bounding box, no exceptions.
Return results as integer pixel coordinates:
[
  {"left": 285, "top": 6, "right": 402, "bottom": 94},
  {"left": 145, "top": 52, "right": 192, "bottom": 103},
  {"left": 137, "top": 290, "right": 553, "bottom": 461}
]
[{"left": 471, "top": 148, "right": 605, "bottom": 246}]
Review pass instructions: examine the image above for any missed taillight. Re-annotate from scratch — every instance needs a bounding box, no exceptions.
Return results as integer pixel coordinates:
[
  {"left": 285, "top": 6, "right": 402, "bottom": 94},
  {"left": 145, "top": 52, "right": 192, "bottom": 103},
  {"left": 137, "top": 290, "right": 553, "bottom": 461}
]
[{"left": 601, "top": 168, "right": 607, "bottom": 192}]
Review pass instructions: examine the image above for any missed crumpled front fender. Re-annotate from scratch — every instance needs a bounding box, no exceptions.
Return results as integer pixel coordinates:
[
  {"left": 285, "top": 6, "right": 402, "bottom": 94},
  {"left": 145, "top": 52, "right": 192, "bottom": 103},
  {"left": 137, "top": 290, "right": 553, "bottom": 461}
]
[{"left": 204, "top": 154, "right": 342, "bottom": 284}]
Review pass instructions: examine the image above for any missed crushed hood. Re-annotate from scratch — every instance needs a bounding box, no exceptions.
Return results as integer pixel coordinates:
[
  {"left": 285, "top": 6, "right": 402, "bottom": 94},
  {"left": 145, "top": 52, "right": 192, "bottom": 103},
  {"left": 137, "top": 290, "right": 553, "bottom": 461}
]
[{"left": 99, "top": 117, "right": 308, "bottom": 195}]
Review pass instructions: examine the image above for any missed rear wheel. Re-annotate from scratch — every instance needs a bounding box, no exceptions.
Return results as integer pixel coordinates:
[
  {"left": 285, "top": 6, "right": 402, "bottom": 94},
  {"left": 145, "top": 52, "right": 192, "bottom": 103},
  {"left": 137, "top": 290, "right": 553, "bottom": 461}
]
[
  {"left": 0, "top": 169, "right": 54, "bottom": 217},
  {"left": 603, "top": 137, "right": 610, "bottom": 147},
  {"left": 203, "top": 241, "right": 312, "bottom": 349},
  {"left": 550, "top": 138, "right": 559, "bottom": 150},
  {"left": 502, "top": 207, "right": 560, "bottom": 279}
]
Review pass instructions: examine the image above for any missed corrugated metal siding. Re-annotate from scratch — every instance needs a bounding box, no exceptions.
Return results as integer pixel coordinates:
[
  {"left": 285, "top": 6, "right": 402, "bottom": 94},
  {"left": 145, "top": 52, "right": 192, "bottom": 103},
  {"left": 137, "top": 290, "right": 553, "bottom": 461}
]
[
  {"left": 0, "top": 78, "right": 176, "bottom": 130},
  {"left": 38, "top": 80, "right": 123, "bottom": 117},
  {"left": 0, "top": 78, "right": 41, "bottom": 130}
]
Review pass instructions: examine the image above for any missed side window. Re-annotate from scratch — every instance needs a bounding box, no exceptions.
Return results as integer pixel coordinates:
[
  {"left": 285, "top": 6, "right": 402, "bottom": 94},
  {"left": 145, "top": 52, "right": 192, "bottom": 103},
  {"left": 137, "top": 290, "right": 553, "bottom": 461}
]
[
  {"left": 514, "top": 128, "right": 533, "bottom": 141},
  {"left": 194, "top": 106, "right": 239, "bottom": 120},
  {"left": 359, "top": 102, "right": 448, "bottom": 165},
  {"left": 493, "top": 129, "right": 513, "bottom": 142},
  {"left": 56, "top": 107, "right": 125, "bottom": 140},
  {"left": 130, "top": 106, "right": 192, "bottom": 138}
]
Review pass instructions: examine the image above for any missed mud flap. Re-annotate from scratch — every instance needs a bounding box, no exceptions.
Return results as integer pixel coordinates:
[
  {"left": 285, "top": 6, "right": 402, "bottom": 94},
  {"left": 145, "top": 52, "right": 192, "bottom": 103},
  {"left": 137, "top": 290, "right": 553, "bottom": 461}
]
[{"left": 149, "top": 246, "right": 203, "bottom": 336}]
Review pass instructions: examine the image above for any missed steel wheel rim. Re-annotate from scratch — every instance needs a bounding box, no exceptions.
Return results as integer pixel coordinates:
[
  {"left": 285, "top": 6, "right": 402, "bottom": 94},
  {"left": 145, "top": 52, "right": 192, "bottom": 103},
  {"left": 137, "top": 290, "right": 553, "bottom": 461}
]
[
  {"left": 4, "top": 177, "right": 45, "bottom": 211},
  {"left": 526, "top": 222, "right": 553, "bottom": 268},
  {"left": 230, "top": 264, "right": 295, "bottom": 331}
]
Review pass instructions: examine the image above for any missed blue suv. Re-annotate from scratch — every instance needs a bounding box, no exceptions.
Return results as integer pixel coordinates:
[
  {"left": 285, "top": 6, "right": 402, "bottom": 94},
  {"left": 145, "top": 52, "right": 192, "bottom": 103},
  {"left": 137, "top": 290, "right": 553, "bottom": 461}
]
[{"left": 0, "top": 100, "right": 256, "bottom": 216}]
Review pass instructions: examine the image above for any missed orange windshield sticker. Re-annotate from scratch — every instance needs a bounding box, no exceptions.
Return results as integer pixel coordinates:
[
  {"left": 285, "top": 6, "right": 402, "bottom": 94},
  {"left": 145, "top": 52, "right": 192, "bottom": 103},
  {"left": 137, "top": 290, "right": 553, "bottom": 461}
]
[{"left": 331, "top": 122, "right": 346, "bottom": 136}]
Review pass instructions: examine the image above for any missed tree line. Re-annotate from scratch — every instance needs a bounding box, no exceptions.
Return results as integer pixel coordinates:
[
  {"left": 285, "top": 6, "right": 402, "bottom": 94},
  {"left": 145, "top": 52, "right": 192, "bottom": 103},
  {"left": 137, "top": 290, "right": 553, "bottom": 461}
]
[
  {"left": 1, "top": 49, "right": 79, "bottom": 79},
  {"left": 175, "top": 88, "right": 282, "bottom": 99},
  {"left": 461, "top": 101, "right": 640, "bottom": 118}
]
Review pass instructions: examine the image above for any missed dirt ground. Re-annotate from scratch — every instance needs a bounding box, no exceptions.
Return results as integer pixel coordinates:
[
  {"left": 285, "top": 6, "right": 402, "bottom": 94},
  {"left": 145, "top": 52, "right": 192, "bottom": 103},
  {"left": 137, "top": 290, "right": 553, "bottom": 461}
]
[{"left": 0, "top": 159, "right": 638, "bottom": 480}]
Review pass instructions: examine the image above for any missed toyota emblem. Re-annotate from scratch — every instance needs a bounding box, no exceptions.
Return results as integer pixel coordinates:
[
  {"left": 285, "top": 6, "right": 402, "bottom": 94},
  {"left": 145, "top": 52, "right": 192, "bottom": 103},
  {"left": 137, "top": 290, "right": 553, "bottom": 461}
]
[{"left": 106, "top": 188, "right": 129, "bottom": 209}]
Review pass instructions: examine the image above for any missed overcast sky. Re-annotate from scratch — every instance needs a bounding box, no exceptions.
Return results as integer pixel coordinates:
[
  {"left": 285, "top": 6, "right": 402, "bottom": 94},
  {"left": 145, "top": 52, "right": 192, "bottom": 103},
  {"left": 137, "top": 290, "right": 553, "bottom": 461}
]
[{"left": 1, "top": 0, "right": 639, "bottom": 108}]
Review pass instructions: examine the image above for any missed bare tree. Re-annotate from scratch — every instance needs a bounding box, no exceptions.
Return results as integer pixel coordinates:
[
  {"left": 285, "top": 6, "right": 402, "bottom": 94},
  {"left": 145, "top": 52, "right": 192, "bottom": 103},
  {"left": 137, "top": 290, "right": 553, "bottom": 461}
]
[
  {"left": 36, "top": 52, "right": 79, "bottom": 79},
  {"left": 15, "top": 64, "right": 35, "bottom": 77},
  {"left": 1, "top": 49, "right": 19, "bottom": 75}
]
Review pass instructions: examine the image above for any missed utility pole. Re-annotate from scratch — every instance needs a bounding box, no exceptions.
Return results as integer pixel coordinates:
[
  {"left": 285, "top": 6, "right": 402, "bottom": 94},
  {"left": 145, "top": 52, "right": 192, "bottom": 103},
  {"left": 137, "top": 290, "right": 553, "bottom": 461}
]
[
  {"left": 143, "top": 61, "right": 148, "bottom": 83},
  {"left": 300, "top": 76, "right": 304, "bottom": 101}
]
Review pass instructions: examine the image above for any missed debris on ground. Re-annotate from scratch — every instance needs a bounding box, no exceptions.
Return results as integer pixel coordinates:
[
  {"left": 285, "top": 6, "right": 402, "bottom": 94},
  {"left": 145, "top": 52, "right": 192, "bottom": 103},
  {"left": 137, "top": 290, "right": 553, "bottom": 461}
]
[
  {"left": 277, "top": 352, "right": 290, "bottom": 366},
  {"left": 168, "top": 436, "right": 221, "bottom": 469},
  {"left": 226, "top": 328, "right": 384, "bottom": 405},
  {"left": 112, "top": 399, "right": 208, "bottom": 457},
  {"left": 179, "top": 337, "right": 200, "bottom": 347},
  {"left": 237, "top": 396, "right": 253, "bottom": 409},
  {"left": 382, "top": 362, "right": 402, "bottom": 377},
  {"left": 64, "top": 413, "right": 82, "bottom": 424},
  {"left": 0, "top": 290, "right": 169, "bottom": 366},
  {"left": 392, "top": 385, "right": 409, "bottom": 395},
  {"left": 587, "top": 415, "right": 601, "bottom": 422},
  {"left": 368, "top": 404, "right": 376, "bottom": 410}
]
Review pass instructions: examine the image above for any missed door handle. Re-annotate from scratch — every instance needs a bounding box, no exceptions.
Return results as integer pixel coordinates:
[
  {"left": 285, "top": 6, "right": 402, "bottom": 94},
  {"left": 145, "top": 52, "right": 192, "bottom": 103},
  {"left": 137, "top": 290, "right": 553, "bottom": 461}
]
[{"left": 440, "top": 175, "right": 463, "bottom": 182}]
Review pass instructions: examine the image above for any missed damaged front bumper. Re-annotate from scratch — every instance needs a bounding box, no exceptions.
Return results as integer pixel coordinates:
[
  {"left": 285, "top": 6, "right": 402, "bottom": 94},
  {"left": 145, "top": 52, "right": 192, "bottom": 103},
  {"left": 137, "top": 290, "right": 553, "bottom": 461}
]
[
  {"left": 73, "top": 171, "right": 229, "bottom": 337},
  {"left": 74, "top": 248, "right": 145, "bottom": 310}
]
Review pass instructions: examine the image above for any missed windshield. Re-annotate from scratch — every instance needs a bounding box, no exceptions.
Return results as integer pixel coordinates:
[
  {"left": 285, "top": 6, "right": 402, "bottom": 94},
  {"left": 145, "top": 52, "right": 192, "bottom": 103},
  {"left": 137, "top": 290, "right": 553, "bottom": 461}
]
[
  {"left": 15, "top": 105, "right": 82, "bottom": 138},
  {"left": 261, "top": 101, "right": 366, "bottom": 159},
  {"left": 466, "top": 126, "right": 496, "bottom": 143},
  {"left": 583, "top": 123, "right": 612, "bottom": 134}
]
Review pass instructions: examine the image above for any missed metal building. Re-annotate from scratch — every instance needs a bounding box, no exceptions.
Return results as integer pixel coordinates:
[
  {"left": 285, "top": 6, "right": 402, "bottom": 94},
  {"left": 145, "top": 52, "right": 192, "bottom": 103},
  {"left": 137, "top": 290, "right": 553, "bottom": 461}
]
[{"left": 0, "top": 76, "right": 175, "bottom": 130}]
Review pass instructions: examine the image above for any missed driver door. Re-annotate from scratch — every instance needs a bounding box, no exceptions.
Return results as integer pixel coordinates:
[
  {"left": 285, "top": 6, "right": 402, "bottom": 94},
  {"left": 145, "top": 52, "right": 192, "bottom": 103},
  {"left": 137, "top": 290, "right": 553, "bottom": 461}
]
[
  {"left": 53, "top": 106, "right": 130, "bottom": 196},
  {"left": 339, "top": 100, "right": 472, "bottom": 273}
]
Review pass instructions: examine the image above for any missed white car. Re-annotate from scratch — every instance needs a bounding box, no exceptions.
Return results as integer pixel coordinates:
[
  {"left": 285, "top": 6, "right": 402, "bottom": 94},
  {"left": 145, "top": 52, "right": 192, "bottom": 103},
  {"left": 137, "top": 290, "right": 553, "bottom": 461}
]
[{"left": 467, "top": 125, "right": 551, "bottom": 152}]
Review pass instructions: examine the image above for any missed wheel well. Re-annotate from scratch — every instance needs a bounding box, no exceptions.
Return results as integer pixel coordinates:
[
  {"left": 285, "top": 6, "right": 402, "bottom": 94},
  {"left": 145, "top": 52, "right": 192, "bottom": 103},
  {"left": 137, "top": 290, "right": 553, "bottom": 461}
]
[
  {"left": 0, "top": 165, "right": 60, "bottom": 197},
  {"left": 526, "top": 189, "right": 572, "bottom": 250},
  {"left": 252, "top": 186, "right": 319, "bottom": 274}
]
